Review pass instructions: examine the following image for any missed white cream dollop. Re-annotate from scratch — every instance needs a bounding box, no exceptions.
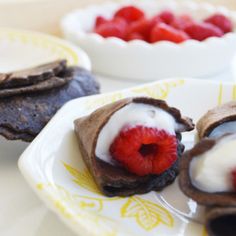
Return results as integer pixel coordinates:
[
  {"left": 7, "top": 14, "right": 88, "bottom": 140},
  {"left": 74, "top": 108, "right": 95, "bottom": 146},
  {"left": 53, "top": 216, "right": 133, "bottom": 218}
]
[
  {"left": 95, "top": 103, "right": 179, "bottom": 164},
  {"left": 190, "top": 134, "right": 236, "bottom": 193}
]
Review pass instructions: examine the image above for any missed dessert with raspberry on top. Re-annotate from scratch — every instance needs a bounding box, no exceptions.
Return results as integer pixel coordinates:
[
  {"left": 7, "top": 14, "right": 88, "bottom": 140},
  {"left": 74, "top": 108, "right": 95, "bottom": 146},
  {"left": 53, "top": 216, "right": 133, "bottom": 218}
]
[
  {"left": 74, "top": 97, "right": 194, "bottom": 196},
  {"left": 93, "top": 5, "right": 233, "bottom": 43}
]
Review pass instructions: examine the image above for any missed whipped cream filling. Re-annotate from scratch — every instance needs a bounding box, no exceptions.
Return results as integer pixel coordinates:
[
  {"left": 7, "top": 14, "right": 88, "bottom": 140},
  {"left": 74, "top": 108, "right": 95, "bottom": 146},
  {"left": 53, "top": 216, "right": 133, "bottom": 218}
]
[
  {"left": 209, "top": 121, "right": 236, "bottom": 138},
  {"left": 95, "top": 103, "right": 180, "bottom": 164},
  {"left": 190, "top": 134, "right": 236, "bottom": 193}
]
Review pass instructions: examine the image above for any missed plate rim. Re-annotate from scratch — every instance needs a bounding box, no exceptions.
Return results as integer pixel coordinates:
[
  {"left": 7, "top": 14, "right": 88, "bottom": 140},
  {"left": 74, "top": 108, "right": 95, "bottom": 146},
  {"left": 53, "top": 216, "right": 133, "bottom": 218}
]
[{"left": 0, "top": 27, "right": 91, "bottom": 71}]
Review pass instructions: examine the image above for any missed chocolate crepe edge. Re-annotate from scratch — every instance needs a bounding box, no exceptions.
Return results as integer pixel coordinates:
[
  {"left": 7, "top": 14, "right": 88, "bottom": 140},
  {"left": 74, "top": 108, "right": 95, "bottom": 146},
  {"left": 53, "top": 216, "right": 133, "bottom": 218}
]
[
  {"left": 0, "top": 126, "right": 34, "bottom": 142},
  {"left": 132, "top": 97, "right": 194, "bottom": 132},
  {"left": 205, "top": 206, "right": 236, "bottom": 236},
  {"left": 0, "top": 59, "right": 67, "bottom": 88},
  {"left": 0, "top": 76, "right": 68, "bottom": 98},
  {"left": 0, "top": 65, "right": 80, "bottom": 98},
  {"left": 197, "top": 100, "right": 236, "bottom": 139}
]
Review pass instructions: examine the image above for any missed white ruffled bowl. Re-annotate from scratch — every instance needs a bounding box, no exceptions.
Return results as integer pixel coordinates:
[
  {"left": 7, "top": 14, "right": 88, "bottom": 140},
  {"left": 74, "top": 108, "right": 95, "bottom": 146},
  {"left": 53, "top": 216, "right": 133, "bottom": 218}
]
[{"left": 61, "top": 0, "right": 236, "bottom": 81}]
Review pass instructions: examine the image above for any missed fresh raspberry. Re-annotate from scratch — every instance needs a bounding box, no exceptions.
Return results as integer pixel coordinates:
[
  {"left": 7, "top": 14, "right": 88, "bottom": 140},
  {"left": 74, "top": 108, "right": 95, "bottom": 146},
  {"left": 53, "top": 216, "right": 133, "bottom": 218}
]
[
  {"left": 150, "top": 22, "right": 189, "bottom": 43},
  {"left": 126, "top": 32, "right": 145, "bottom": 41},
  {"left": 185, "top": 22, "right": 224, "bottom": 41},
  {"left": 204, "top": 13, "right": 233, "bottom": 33},
  {"left": 94, "top": 17, "right": 127, "bottom": 39},
  {"left": 158, "top": 10, "right": 175, "bottom": 24},
  {"left": 110, "top": 126, "right": 177, "bottom": 176},
  {"left": 150, "top": 15, "right": 163, "bottom": 27},
  {"left": 113, "top": 17, "right": 128, "bottom": 29},
  {"left": 114, "top": 5, "right": 145, "bottom": 22},
  {"left": 95, "top": 16, "right": 108, "bottom": 28},
  {"left": 231, "top": 169, "right": 236, "bottom": 191},
  {"left": 171, "top": 14, "right": 194, "bottom": 30},
  {"left": 148, "top": 16, "right": 163, "bottom": 39},
  {"left": 126, "top": 18, "right": 151, "bottom": 41}
]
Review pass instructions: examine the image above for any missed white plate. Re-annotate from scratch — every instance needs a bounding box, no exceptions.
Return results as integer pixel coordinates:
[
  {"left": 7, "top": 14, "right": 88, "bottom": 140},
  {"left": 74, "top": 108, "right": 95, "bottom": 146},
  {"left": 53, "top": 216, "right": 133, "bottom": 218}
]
[
  {"left": 18, "top": 78, "right": 235, "bottom": 236},
  {"left": 0, "top": 28, "right": 90, "bottom": 72}
]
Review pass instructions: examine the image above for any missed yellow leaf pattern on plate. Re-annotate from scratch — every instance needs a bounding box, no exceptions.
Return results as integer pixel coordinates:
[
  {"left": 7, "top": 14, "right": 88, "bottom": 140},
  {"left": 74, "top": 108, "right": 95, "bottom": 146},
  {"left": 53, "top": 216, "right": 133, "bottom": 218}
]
[
  {"left": 105, "top": 230, "right": 118, "bottom": 236},
  {"left": 37, "top": 184, "right": 126, "bottom": 235},
  {"left": 63, "top": 162, "right": 101, "bottom": 195},
  {"left": 37, "top": 183, "right": 103, "bottom": 213},
  {"left": 0, "top": 30, "right": 79, "bottom": 65},
  {"left": 86, "top": 93, "right": 124, "bottom": 109},
  {"left": 63, "top": 163, "right": 174, "bottom": 231},
  {"left": 53, "top": 199, "right": 73, "bottom": 219},
  {"left": 218, "top": 83, "right": 223, "bottom": 105},
  {"left": 202, "top": 227, "right": 208, "bottom": 236},
  {"left": 232, "top": 85, "right": 236, "bottom": 100},
  {"left": 121, "top": 196, "right": 173, "bottom": 231},
  {"left": 132, "top": 80, "right": 185, "bottom": 99},
  {"left": 76, "top": 196, "right": 103, "bottom": 212}
]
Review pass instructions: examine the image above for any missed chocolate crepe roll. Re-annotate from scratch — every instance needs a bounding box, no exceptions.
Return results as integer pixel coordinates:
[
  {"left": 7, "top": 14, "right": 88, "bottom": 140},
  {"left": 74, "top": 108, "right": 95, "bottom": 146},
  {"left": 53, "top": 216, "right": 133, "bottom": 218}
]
[
  {"left": 197, "top": 101, "right": 236, "bottom": 139},
  {"left": 179, "top": 134, "right": 236, "bottom": 206},
  {"left": 74, "top": 97, "right": 194, "bottom": 197},
  {"left": 179, "top": 134, "right": 236, "bottom": 236}
]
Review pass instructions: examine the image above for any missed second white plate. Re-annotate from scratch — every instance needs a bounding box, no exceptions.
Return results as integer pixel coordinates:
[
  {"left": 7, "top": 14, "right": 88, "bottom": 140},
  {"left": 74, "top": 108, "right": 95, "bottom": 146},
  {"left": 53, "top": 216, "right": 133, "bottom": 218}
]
[{"left": 0, "top": 28, "right": 91, "bottom": 72}]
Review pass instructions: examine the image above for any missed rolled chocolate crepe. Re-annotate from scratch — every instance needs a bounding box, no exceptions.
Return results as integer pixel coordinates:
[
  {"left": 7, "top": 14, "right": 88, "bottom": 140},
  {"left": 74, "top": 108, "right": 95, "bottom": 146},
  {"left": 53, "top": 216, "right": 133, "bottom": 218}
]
[
  {"left": 74, "top": 97, "right": 194, "bottom": 197},
  {"left": 0, "top": 59, "right": 67, "bottom": 89},
  {"left": 0, "top": 60, "right": 100, "bottom": 142},
  {"left": 179, "top": 134, "right": 236, "bottom": 236},
  {"left": 179, "top": 135, "right": 236, "bottom": 207},
  {"left": 197, "top": 101, "right": 236, "bottom": 139}
]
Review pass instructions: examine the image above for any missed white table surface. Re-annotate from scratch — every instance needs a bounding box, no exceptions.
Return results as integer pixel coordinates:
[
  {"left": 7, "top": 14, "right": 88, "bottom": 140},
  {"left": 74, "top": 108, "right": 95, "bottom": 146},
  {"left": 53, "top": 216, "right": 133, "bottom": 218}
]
[{"left": 1, "top": 65, "right": 236, "bottom": 236}]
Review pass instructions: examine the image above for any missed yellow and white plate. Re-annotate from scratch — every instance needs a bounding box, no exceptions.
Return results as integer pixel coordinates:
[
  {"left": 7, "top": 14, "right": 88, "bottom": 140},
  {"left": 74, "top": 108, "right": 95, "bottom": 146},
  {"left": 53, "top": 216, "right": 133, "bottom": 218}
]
[
  {"left": 0, "top": 28, "right": 91, "bottom": 236},
  {"left": 0, "top": 28, "right": 90, "bottom": 73},
  {"left": 18, "top": 79, "right": 235, "bottom": 236}
]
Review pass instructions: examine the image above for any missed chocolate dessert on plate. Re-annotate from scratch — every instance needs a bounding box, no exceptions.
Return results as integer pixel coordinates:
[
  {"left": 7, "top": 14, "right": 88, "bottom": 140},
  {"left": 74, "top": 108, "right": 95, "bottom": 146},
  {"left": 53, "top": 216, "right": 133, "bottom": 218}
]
[
  {"left": 0, "top": 59, "right": 100, "bottom": 142},
  {"left": 74, "top": 97, "right": 194, "bottom": 197},
  {"left": 180, "top": 100, "right": 236, "bottom": 236}
]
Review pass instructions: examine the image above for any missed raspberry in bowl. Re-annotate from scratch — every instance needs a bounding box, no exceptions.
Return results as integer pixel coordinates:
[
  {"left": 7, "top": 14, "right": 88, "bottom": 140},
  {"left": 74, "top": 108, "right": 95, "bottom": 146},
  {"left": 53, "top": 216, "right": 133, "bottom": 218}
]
[
  {"left": 61, "top": 0, "right": 236, "bottom": 80},
  {"left": 93, "top": 6, "right": 231, "bottom": 43}
]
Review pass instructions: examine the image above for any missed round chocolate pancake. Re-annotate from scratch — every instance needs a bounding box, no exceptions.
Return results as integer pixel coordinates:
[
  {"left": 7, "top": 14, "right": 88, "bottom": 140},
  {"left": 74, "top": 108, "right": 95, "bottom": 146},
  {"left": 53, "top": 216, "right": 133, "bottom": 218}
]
[
  {"left": 0, "top": 60, "right": 67, "bottom": 89},
  {"left": 0, "top": 65, "right": 100, "bottom": 142},
  {"left": 0, "top": 75, "right": 71, "bottom": 98}
]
